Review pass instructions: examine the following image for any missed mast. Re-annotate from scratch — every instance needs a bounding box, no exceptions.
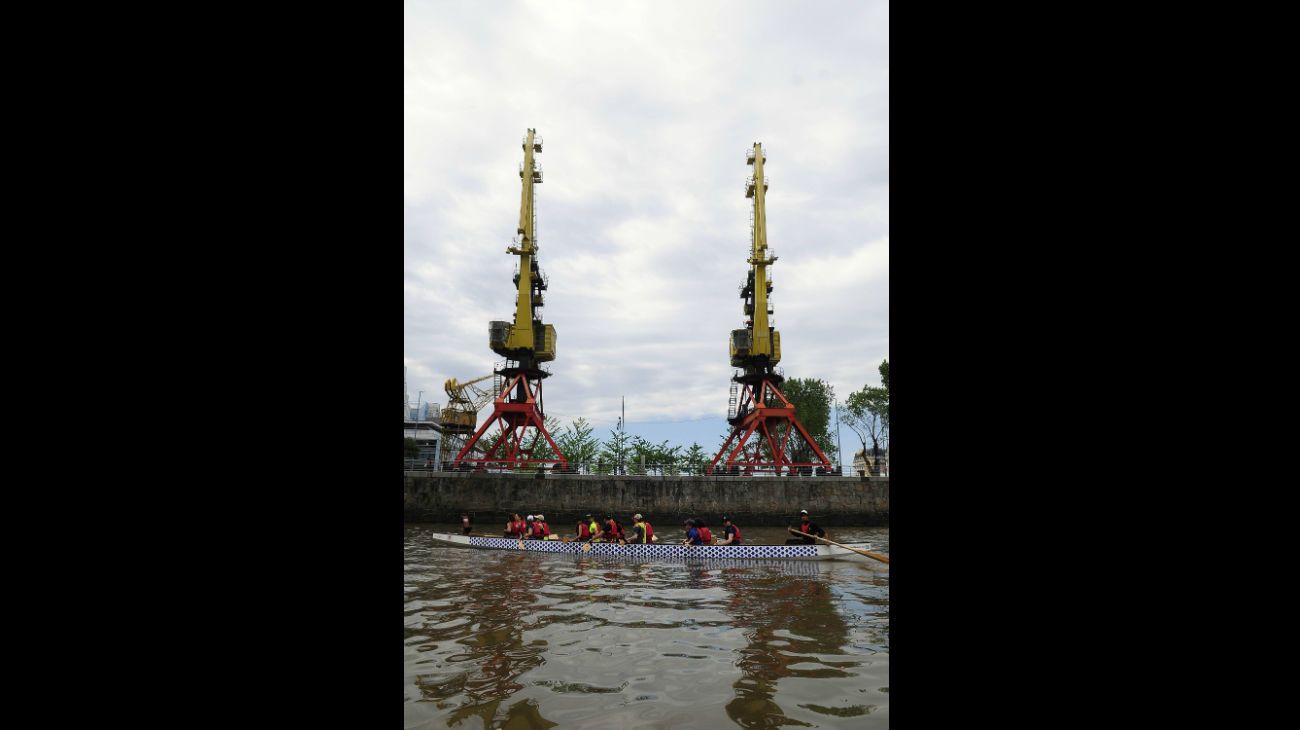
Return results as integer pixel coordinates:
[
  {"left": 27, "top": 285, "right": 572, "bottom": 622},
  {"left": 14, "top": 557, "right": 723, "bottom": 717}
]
[{"left": 732, "top": 143, "right": 780, "bottom": 372}]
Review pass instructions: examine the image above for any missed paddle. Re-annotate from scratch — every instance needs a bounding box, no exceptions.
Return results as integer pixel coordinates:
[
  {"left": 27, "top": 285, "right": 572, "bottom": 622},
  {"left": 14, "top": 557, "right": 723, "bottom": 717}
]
[{"left": 787, "top": 528, "right": 890, "bottom": 564}]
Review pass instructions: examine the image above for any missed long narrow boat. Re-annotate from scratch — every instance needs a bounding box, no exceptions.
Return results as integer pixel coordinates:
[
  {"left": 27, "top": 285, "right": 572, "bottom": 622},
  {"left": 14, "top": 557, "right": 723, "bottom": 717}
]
[{"left": 428, "top": 532, "right": 878, "bottom": 562}]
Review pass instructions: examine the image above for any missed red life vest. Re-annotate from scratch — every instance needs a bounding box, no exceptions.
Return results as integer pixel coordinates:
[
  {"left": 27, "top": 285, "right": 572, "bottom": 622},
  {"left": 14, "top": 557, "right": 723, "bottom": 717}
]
[
  {"left": 540, "top": 522, "right": 551, "bottom": 537},
  {"left": 530, "top": 521, "right": 545, "bottom": 539},
  {"left": 606, "top": 519, "right": 624, "bottom": 540},
  {"left": 577, "top": 521, "right": 591, "bottom": 539},
  {"left": 644, "top": 521, "right": 654, "bottom": 542},
  {"left": 697, "top": 526, "right": 713, "bottom": 544},
  {"left": 728, "top": 525, "right": 741, "bottom": 543}
]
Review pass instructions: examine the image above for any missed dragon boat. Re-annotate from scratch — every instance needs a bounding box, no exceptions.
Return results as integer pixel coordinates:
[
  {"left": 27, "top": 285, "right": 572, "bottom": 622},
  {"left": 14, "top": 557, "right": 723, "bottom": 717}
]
[{"left": 428, "top": 533, "right": 879, "bottom": 562}]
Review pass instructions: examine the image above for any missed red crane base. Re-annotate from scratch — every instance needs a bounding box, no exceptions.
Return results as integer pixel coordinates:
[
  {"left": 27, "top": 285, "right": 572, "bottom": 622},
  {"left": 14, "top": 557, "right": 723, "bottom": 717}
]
[
  {"left": 707, "top": 376, "right": 833, "bottom": 476},
  {"left": 452, "top": 372, "right": 568, "bottom": 471}
]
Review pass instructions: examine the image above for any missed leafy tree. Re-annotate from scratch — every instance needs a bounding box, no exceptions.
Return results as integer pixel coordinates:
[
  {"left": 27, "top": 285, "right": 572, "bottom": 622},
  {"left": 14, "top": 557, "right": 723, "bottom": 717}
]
[
  {"left": 842, "top": 359, "right": 889, "bottom": 475},
  {"left": 629, "top": 437, "right": 681, "bottom": 475},
  {"left": 404, "top": 437, "right": 420, "bottom": 459},
  {"left": 682, "top": 442, "right": 708, "bottom": 475},
  {"left": 629, "top": 436, "right": 651, "bottom": 475},
  {"left": 554, "top": 417, "right": 600, "bottom": 470},
  {"left": 657, "top": 441, "right": 683, "bottom": 474},
  {"left": 598, "top": 427, "right": 631, "bottom": 475},
  {"left": 781, "top": 377, "right": 838, "bottom": 463}
]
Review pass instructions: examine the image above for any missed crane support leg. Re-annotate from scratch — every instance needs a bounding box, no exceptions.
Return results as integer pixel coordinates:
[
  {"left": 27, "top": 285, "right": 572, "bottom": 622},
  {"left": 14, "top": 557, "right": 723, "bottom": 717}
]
[
  {"left": 706, "top": 375, "right": 832, "bottom": 475},
  {"left": 452, "top": 371, "right": 568, "bottom": 471}
]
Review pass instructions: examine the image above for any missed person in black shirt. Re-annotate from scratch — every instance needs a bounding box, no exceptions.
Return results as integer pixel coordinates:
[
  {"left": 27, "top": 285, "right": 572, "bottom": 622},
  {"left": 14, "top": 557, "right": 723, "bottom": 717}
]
[
  {"left": 785, "top": 509, "right": 825, "bottom": 544},
  {"left": 718, "top": 516, "right": 742, "bottom": 545}
]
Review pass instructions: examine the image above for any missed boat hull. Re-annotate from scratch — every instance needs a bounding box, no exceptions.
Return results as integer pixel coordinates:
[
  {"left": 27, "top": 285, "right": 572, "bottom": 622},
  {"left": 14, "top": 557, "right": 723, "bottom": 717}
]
[{"left": 427, "top": 533, "right": 873, "bottom": 562}]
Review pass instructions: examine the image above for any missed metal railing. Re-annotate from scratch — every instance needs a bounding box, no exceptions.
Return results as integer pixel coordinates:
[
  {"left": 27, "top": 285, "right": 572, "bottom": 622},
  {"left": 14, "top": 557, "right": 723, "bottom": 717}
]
[{"left": 403, "top": 459, "right": 884, "bottom": 477}]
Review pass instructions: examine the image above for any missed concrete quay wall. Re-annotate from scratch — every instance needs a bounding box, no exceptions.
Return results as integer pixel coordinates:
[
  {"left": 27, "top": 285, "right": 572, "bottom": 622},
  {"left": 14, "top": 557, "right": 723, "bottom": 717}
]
[{"left": 403, "top": 473, "right": 889, "bottom": 527}]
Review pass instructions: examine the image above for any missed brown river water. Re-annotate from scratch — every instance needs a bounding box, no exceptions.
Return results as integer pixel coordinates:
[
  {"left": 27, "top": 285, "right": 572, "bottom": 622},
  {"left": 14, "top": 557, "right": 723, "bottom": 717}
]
[{"left": 404, "top": 523, "right": 889, "bottom": 729}]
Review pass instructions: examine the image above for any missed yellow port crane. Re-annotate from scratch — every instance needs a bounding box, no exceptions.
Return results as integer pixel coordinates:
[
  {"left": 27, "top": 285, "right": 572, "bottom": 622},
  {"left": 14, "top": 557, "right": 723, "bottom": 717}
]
[
  {"left": 438, "top": 374, "right": 496, "bottom": 466},
  {"left": 709, "top": 142, "right": 832, "bottom": 476},
  {"left": 439, "top": 374, "right": 496, "bottom": 431},
  {"left": 452, "top": 128, "right": 568, "bottom": 470}
]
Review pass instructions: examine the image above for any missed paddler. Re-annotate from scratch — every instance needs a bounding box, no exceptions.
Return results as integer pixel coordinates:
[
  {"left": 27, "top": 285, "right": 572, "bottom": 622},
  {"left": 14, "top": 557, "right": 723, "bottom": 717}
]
[
  {"left": 639, "top": 514, "right": 657, "bottom": 543},
  {"left": 575, "top": 513, "right": 596, "bottom": 542},
  {"left": 602, "top": 514, "right": 625, "bottom": 543},
  {"left": 786, "top": 509, "right": 826, "bottom": 544},
  {"left": 682, "top": 519, "right": 706, "bottom": 545},
  {"left": 628, "top": 514, "right": 649, "bottom": 544},
  {"left": 529, "top": 514, "right": 550, "bottom": 540},
  {"left": 536, "top": 514, "right": 557, "bottom": 539},
  {"left": 504, "top": 512, "right": 525, "bottom": 538},
  {"left": 716, "top": 516, "right": 742, "bottom": 545},
  {"left": 694, "top": 519, "right": 714, "bottom": 545}
]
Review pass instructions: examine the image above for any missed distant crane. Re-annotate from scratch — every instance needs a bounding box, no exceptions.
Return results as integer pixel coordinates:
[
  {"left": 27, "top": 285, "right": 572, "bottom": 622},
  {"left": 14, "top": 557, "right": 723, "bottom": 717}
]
[
  {"left": 452, "top": 128, "right": 568, "bottom": 471},
  {"left": 707, "top": 142, "right": 833, "bottom": 476},
  {"left": 437, "top": 374, "right": 496, "bottom": 465}
]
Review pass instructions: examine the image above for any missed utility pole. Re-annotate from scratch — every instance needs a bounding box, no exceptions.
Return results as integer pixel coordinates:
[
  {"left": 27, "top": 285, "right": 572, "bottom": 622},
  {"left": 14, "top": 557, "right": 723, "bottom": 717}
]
[
  {"left": 835, "top": 399, "right": 844, "bottom": 477},
  {"left": 413, "top": 390, "right": 423, "bottom": 457}
]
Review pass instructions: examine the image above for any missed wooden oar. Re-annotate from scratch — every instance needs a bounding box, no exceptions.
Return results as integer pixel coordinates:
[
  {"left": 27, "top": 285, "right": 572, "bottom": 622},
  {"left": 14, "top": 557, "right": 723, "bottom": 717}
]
[{"left": 787, "top": 528, "right": 889, "bottom": 564}]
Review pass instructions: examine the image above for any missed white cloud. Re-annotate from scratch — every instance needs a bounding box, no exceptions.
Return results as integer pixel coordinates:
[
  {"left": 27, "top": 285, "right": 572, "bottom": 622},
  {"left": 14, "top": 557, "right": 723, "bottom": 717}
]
[{"left": 405, "top": 0, "right": 888, "bottom": 438}]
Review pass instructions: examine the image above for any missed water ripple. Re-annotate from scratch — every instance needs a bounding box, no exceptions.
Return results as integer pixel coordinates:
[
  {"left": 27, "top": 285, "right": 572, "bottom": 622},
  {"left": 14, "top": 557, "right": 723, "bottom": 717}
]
[{"left": 405, "top": 523, "right": 889, "bottom": 728}]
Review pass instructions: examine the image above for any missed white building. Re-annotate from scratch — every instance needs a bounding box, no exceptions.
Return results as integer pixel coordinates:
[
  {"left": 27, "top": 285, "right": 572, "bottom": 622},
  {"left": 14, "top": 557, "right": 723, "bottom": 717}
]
[
  {"left": 853, "top": 447, "right": 889, "bottom": 476},
  {"left": 405, "top": 364, "right": 443, "bottom": 463}
]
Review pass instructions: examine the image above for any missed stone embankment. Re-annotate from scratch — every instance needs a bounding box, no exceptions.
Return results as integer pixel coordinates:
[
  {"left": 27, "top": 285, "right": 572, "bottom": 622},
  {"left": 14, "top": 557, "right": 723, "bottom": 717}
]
[{"left": 403, "top": 472, "right": 889, "bottom": 526}]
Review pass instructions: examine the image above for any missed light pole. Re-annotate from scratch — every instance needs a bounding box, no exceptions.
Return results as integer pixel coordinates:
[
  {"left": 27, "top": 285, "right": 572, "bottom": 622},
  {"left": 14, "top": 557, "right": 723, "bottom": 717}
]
[
  {"left": 414, "top": 390, "right": 423, "bottom": 463},
  {"left": 616, "top": 400, "right": 624, "bottom": 475},
  {"left": 835, "top": 399, "right": 844, "bottom": 476}
]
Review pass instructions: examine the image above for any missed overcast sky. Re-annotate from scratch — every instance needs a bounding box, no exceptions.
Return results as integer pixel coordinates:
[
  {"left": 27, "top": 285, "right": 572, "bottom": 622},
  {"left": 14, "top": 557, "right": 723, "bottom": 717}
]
[{"left": 404, "top": 0, "right": 888, "bottom": 449}]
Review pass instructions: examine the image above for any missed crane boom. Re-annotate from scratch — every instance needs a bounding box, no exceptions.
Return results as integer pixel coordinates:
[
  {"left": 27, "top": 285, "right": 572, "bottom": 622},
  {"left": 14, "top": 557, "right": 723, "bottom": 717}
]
[
  {"left": 491, "top": 128, "right": 556, "bottom": 362},
  {"left": 731, "top": 142, "right": 780, "bottom": 369},
  {"left": 443, "top": 374, "right": 494, "bottom": 402},
  {"left": 440, "top": 374, "right": 495, "bottom": 430}
]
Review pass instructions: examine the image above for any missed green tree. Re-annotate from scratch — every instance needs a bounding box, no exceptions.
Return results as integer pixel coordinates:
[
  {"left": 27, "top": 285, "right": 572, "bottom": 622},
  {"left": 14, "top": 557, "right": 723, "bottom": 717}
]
[
  {"left": 658, "top": 441, "right": 683, "bottom": 474},
  {"left": 404, "top": 437, "right": 420, "bottom": 459},
  {"left": 554, "top": 417, "right": 600, "bottom": 470},
  {"left": 842, "top": 359, "right": 889, "bottom": 475},
  {"left": 781, "top": 377, "right": 838, "bottom": 464},
  {"left": 682, "top": 442, "right": 708, "bottom": 475},
  {"left": 629, "top": 437, "right": 681, "bottom": 475},
  {"left": 598, "top": 427, "right": 631, "bottom": 475},
  {"left": 629, "top": 435, "right": 651, "bottom": 475}
]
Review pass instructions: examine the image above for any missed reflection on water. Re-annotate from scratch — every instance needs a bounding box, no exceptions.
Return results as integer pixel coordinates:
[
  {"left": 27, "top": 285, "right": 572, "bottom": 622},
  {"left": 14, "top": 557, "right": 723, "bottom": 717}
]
[{"left": 405, "top": 524, "right": 888, "bottom": 729}]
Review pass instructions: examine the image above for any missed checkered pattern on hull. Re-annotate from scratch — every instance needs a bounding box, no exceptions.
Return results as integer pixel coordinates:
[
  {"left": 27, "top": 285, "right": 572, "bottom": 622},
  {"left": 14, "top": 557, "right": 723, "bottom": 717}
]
[{"left": 466, "top": 536, "right": 823, "bottom": 560}]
